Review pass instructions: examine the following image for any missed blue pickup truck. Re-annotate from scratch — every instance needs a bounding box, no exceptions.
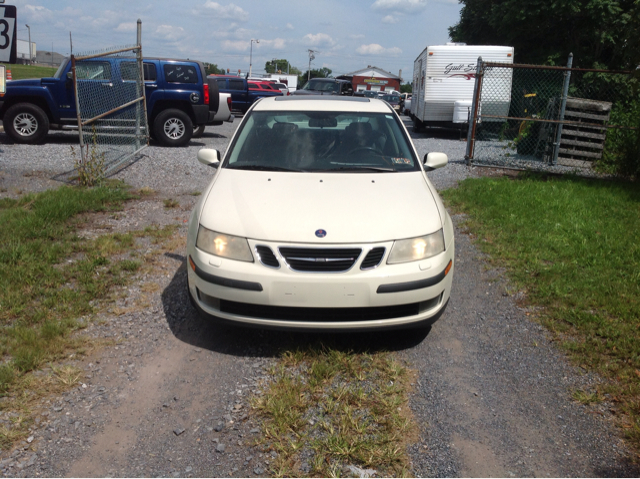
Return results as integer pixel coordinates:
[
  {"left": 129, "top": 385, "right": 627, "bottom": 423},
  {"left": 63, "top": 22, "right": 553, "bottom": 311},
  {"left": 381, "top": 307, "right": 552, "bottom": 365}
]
[
  {"left": 0, "top": 57, "right": 219, "bottom": 146},
  {"left": 210, "top": 75, "right": 282, "bottom": 114}
]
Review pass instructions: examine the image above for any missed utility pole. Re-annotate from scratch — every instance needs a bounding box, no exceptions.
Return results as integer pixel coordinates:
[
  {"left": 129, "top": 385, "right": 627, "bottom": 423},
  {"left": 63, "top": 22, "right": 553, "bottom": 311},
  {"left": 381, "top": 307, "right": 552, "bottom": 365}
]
[
  {"left": 307, "top": 50, "right": 317, "bottom": 81},
  {"left": 249, "top": 39, "right": 259, "bottom": 77},
  {"left": 25, "top": 24, "right": 31, "bottom": 64}
]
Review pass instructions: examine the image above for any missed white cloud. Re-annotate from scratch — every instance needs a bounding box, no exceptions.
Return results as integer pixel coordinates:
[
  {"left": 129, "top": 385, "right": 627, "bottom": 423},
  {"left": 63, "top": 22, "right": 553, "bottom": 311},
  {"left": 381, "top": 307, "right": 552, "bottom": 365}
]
[
  {"left": 115, "top": 23, "right": 137, "bottom": 32},
  {"left": 286, "top": 23, "right": 294, "bottom": 30},
  {"left": 356, "top": 43, "right": 402, "bottom": 55},
  {"left": 381, "top": 15, "right": 399, "bottom": 24},
  {"left": 260, "top": 38, "right": 287, "bottom": 50},
  {"left": 202, "top": 2, "right": 249, "bottom": 21},
  {"left": 372, "top": 0, "right": 428, "bottom": 13},
  {"left": 222, "top": 39, "right": 249, "bottom": 51},
  {"left": 21, "top": 5, "right": 54, "bottom": 22},
  {"left": 155, "top": 25, "right": 187, "bottom": 42},
  {"left": 303, "top": 33, "right": 335, "bottom": 47}
]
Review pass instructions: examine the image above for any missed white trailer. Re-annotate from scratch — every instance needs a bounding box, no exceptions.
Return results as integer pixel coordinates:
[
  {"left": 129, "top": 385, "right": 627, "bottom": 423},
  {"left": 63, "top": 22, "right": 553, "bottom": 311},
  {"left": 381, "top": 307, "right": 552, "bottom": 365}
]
[
  {"left": 410, "top": 43, "right": 514, "bottom": 130},
  {"left": 266, "top": 73, "right": 298, "bottom": 92}
]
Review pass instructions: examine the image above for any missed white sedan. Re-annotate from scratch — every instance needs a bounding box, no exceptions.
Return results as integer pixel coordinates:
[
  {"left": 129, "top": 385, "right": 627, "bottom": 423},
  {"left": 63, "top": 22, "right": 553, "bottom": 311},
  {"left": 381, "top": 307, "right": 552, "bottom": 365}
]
[{"left": 186, "top": 96, "right": 454, "bottom": 331}]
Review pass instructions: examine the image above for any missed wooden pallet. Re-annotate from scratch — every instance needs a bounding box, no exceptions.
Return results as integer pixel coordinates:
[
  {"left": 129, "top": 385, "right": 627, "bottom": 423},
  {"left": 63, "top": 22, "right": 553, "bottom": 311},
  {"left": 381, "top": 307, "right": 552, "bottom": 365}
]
[{"left": 556, "top": 97, "right": 611, "bottom": 167}]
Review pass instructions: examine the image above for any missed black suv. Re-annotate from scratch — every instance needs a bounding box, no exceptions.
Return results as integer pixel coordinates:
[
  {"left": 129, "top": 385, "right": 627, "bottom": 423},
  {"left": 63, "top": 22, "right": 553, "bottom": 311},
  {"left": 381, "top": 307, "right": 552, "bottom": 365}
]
[{"left": 293, "top": 78, "right": 354, "bottom": 96}]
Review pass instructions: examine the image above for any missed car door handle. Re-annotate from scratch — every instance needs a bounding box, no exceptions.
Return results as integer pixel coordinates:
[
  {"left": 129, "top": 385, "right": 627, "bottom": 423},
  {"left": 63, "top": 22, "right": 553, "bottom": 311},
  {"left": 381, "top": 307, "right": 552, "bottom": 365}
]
[
  {"left": 101, "top": 82, "right": 114, "bottom": 87},
  {"left": 147, "top": 84, "right": 158, "bottom": 88}
]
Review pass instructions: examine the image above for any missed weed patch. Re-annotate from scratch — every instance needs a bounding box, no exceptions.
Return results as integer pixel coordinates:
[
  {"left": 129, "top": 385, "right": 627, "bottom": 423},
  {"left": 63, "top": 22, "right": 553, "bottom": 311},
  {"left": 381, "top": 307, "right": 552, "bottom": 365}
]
[{"left": 252, "top": 345, "right": 416, "bottom": 477}]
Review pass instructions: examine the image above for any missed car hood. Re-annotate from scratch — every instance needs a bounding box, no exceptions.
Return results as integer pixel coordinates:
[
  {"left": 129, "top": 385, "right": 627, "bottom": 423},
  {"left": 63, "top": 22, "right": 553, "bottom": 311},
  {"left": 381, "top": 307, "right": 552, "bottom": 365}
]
[
  {"left": 7, "top": 78, "right": 44, "bottom": 87},
  {"left": 199, "top": 170, "right": 442, "bottom": 243}
]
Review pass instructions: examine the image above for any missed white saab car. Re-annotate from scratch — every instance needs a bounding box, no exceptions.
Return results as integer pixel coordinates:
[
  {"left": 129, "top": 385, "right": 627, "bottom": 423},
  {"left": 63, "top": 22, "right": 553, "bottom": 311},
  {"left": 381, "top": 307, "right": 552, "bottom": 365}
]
[{"left": 186, "top": 96, "right": 454, "bottom": 331}]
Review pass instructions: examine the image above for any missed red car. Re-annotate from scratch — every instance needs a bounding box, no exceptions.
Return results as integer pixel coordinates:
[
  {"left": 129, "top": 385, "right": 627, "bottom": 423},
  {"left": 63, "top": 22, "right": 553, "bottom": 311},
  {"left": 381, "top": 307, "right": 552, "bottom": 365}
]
[{"left": 248, "top": 81, "right": 278, "bottom": 91}]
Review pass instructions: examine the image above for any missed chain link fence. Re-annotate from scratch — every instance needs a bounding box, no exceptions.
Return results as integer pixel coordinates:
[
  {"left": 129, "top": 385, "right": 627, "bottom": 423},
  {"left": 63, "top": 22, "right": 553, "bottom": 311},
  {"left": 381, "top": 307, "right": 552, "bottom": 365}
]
[
  {"left": 72, "top": 23, "right": 148, "bottom": 177},
  {"left": 466, "top": 56, "right": 640, "bottom": 176}
]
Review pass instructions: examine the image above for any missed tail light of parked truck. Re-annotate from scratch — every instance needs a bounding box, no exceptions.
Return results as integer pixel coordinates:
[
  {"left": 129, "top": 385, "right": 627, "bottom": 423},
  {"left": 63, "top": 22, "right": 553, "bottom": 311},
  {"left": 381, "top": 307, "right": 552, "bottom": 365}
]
[
  {"left": 227, "top": 96, "right": 232, "bottom": 111},
  {"left": 204, "top": 83, "right": 210, "bottom": 105}
]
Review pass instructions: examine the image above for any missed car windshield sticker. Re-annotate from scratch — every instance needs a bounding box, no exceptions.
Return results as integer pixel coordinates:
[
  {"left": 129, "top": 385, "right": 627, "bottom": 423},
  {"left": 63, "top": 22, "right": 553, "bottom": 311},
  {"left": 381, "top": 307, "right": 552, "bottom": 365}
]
[{"left": 391, "top": 157, "right": 412, "bottom": 165}]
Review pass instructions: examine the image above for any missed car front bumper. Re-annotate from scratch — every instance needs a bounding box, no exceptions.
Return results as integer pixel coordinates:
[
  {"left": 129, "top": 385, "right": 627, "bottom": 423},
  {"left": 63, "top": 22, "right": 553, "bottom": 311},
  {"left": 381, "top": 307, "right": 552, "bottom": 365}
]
[{"left": 186, "top": 236, "right": 454, "bottom": 331}]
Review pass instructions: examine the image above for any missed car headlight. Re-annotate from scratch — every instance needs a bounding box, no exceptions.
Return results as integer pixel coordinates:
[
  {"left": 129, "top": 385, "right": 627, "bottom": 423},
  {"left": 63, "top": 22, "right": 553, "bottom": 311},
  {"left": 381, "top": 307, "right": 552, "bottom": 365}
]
[
  {"left": 387, "top": 230, "right": 445, "bottom": 264},
  {"left": 196, "top": 225, "right": 253, "bottom": 262}
]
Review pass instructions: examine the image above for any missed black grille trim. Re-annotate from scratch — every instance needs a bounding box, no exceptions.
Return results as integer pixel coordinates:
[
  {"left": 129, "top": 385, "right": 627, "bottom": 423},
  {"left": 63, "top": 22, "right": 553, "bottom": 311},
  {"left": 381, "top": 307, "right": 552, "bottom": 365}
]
[
  {"left": 220, "top": 300, "right": 420, "bottom": 322},
  {"left": 255, "top": 245, "right": 279, "bottom": 268},
  {"left": 377, "top": 263, "right": 448, "bottom": 293},
  {"left": 192, "top": 256, "right": 263, "bottom": 291},
  {"left": 361, "top": 247, "right": 386, "bottom": 270},
  {"left": 279, "top": 247, "right": 362, "bottom": 272}
]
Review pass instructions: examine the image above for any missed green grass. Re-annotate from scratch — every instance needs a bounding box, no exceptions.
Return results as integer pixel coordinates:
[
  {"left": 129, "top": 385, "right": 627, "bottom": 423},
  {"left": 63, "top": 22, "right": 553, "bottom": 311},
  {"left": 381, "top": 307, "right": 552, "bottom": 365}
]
[
  {"left": 0, "top": 184, "right": 138, "bottom": 393},
  {"left": 253, "top": 345, "right": 415, "bottom": 477},
  {"left": 2, "top": 63, "right": 58, "bottom": 80},
  {"left": 442, "top": 172, "right": 640, "bottom": 447},
  {"left": 0, "top": 184, "right": 184, "bottom": 452}
]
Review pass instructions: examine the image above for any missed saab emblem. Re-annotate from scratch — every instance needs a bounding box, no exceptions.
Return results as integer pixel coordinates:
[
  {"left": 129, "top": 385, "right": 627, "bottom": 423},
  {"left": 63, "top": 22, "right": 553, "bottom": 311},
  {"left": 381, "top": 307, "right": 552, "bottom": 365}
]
[{"left": 315, "top": 229, "right": 327, "bottom": 238}]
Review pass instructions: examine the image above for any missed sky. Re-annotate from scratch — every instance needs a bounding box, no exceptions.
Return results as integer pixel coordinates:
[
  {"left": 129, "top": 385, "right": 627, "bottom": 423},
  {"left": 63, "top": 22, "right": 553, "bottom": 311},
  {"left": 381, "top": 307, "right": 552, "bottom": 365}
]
[{"left": 10, "top": 0, "right": 463, "bottom": 81}]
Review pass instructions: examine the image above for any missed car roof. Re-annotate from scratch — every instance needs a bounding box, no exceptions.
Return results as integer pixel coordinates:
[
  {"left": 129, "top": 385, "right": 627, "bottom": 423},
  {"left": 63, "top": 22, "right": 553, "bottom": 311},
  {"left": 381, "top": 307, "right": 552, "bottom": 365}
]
[
  {"left": 307, "top": 78, "right": 350, "bottom": 83},
  {"left": 253, "top": 96, "right": 393, "bottom": 113}
]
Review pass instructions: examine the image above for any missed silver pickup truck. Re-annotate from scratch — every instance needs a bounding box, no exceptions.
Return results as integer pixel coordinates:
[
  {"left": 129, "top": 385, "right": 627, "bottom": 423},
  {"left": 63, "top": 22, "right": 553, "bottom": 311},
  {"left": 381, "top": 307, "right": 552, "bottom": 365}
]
[{"left": 193, "top": 92, "right": 234, "bottom": 138}]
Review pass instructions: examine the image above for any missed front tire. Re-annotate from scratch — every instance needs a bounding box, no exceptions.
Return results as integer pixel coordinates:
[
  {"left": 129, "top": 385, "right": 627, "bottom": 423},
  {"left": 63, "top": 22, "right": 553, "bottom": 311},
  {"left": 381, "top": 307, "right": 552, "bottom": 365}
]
[
  {"left": 154, "top": 109, "right": 193, "bottom": 147},
  {"left": 192, "top": 124, "right": 205, "bottom": 138},
  {"left": 4, "top": 103, "right": 50, "bottom": 144}
]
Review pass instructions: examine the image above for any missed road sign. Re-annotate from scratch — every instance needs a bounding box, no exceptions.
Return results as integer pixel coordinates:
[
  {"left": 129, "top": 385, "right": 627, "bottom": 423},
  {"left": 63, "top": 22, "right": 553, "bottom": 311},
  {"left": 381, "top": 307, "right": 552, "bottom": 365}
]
[{"left": 0, "top": 5, "right": 17, "bottom": 64}]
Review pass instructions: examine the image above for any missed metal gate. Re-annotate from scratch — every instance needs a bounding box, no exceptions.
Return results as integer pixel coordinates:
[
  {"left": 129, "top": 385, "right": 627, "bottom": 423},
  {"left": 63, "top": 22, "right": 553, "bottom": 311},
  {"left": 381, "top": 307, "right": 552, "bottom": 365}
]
[
  {"left": 72, "top": 20, "right": 148, "bottom": 176},
  {"left": 465, "top": 55, "right": 639, "bottom": 173}
]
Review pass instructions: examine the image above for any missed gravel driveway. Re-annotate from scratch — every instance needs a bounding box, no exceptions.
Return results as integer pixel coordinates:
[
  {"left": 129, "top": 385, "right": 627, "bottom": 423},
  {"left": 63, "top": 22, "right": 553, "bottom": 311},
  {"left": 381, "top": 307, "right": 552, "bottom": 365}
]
[{"left": 0, "top": 117, "right": 637, "bottom": 477}]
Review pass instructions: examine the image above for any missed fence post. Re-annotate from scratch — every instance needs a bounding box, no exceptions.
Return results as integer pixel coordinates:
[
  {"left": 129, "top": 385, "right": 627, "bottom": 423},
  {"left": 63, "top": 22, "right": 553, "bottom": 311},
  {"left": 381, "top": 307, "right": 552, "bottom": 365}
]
[
  {"left": 71, "top": 55, "right": 86, "bottom": 164},
  {"left": 135, "top": 19, "right": 143, "bottom": 151},
  {"left": 552, "top": 53, "right": 573, "bottom": 165},
  {"left": 465, "top": 57, "right": 484, "bottom": 166}
]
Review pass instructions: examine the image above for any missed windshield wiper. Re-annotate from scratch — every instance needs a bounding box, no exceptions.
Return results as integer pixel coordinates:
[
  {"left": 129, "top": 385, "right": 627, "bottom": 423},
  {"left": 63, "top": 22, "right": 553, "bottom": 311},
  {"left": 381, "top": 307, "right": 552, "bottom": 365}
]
[
  {"left": 324, "top": 166, "right": 397, "bottom": 173},
  {"left": 227, "top": 164, "right": 305, "bottom": 172}
]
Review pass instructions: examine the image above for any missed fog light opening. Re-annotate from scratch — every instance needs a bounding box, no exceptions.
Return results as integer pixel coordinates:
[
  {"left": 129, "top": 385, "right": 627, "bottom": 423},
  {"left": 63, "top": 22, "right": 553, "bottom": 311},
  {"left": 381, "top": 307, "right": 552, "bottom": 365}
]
[
  {"left": 418, "top": 293, "right": 442, "bottom": 313},
  {"left": 197, "top": 288, "right": 221, "bottom": 310}
]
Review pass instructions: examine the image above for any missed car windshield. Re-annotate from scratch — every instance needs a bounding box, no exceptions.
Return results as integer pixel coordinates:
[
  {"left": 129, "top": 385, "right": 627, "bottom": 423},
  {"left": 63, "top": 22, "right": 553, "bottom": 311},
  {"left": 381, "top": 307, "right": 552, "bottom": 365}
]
[
  {"left": 381, "top": 95, "right": 399, "bottom": 102},
  {"left": 302, "top": 80, "right": 339, "bottom": 93},
  {"left": 54, "top": 59, "right": 70, "bottom": 79},
  {"left": 225, "top": 110, "right": 419, "bottom": 173}
]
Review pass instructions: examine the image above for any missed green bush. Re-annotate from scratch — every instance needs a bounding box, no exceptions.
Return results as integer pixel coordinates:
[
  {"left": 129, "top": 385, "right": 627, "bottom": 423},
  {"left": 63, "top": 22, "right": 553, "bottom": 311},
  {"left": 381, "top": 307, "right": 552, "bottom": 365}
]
[{"left": 599, "top": 99, "right": 640, "bottom": 179}]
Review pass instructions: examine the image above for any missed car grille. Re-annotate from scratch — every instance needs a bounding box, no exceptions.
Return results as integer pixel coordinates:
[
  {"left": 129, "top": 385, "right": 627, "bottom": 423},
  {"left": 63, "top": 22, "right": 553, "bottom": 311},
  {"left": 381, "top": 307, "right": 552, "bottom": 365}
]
[
  {"left": 279, "top": 247, "right": 362, "bottom": 272},
  {"left": 255, "top": 245, "right": 279, "bottom": 268},
  {"left": 220, "top": 300, "right": 420, "bottom": 322},
  {"left": 360, "top": 247, "right": 386, "bottom": 270}
]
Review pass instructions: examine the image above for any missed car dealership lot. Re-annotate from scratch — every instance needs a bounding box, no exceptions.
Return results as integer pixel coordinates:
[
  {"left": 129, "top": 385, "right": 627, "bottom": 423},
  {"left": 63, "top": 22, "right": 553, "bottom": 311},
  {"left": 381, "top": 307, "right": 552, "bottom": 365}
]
[{"left": 0, "top": 118, "right": 635, "bottom": 477}]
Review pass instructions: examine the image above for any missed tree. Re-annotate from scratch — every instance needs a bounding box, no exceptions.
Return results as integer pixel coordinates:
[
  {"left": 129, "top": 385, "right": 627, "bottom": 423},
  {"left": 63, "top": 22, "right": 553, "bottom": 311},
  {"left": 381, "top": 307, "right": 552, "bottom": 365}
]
[
  {"left": 448, "top": 0, "right": 639, "bottom": 69},
  {"left": 400, "top": 83, "right": 412, "bottom": 94},
  {"left": 264, "top": 59, "right": 301, "bottom": 75},
  {"left": 204, "top": 63, "right": 226, "bottom": 75},
  {"left": 298, "top": 67, "right": 333, "bottom": 87}
]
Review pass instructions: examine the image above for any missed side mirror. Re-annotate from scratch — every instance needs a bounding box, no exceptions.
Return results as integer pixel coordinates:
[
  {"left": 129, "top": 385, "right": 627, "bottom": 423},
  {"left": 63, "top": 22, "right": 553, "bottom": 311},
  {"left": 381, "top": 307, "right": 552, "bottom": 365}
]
[
  {"left": 66, "top": 71, "right": 73, "bottom": 80},
  {"left": 424, "top": 152, "right": 448, "bottom": 171},
  {"left": 197, "top": 148, "right": 221, "bottom": 168}
]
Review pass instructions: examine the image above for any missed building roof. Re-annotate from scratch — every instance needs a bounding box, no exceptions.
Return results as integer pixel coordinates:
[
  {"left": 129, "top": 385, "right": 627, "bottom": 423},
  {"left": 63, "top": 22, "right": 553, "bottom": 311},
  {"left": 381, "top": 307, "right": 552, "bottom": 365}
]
[
  {"left": 346, "top": 66, "right": 400, "bottom": 79},
  {"left": 35, "top": 50, "right": 66, "bottom": 67}
]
